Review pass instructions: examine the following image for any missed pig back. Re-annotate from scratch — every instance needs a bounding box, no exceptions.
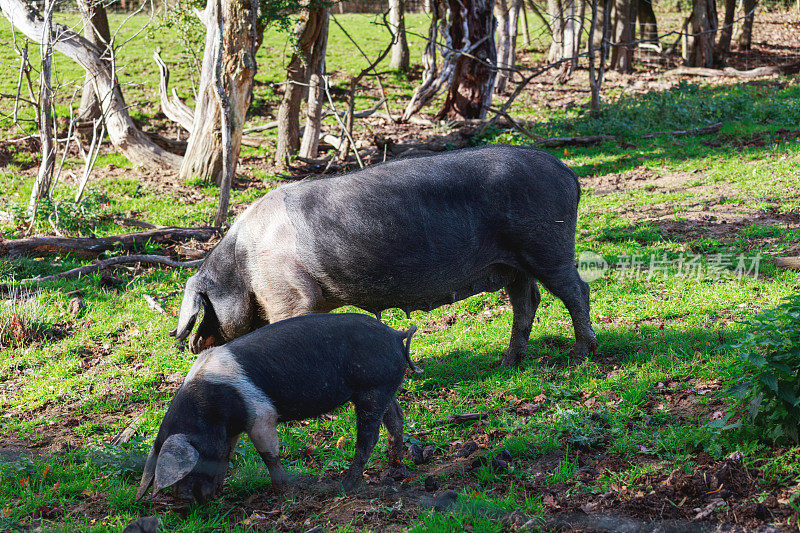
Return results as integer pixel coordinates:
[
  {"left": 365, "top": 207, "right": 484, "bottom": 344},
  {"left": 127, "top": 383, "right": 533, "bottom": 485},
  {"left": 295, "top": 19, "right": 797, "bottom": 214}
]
[
  {"left": 284, "top": 146, "right": 579, "bottom": 314},
  {"left": 226, "top": 313, "right": 408, "bottom": 421}
]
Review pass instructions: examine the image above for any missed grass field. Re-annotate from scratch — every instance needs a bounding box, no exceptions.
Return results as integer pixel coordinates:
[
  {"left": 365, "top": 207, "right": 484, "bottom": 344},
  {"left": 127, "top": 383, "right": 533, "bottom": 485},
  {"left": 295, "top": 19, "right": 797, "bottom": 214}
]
[{"left": 2, "top": 7, "right": 800, "bottom": 533}]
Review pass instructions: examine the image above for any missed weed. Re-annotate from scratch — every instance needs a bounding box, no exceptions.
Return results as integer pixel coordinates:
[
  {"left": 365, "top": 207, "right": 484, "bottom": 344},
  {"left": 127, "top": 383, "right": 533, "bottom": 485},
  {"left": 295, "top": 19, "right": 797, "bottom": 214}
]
[
  {"left": 546, "top": 446, "right": 579, "bottom": 485},
  {"left": 726, "top": 294, "right": 800, "bottom": 442}
]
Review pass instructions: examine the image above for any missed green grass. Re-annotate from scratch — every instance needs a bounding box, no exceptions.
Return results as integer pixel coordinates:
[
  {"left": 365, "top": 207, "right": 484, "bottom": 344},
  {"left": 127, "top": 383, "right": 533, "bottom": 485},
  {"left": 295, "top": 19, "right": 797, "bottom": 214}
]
[{"left": 2, "top": 8, "right": 800, "bottom": 533}]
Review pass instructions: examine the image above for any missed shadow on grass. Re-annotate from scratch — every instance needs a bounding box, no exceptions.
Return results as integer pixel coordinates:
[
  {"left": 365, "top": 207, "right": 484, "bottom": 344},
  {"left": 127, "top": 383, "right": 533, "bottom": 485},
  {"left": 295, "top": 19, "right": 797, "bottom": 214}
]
[{"left": 417, "top": 325, "right": 733, "bottom": 390}]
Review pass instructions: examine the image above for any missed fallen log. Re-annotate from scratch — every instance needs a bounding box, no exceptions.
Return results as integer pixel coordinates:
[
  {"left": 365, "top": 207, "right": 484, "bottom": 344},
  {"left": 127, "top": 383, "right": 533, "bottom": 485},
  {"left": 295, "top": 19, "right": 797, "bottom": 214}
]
[
  {"left": 664, "top": 63, "right": 800, "bottom": 78},
  {"left": 775, "top": 257, "right": 800, "bottom": 269},
  {"left": 24, "top": 254, "right": 204, "bottom": 283},
  {"left": 1, "top": 226, "right": 221, "bottom": 258}
]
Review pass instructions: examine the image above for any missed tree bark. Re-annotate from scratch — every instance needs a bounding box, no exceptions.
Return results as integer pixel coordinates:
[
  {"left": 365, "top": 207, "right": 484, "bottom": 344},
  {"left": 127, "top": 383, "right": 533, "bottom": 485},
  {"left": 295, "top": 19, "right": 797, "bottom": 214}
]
[
  {"left": 714, "top": 0, "right": 735, "bottom": 64},
  {"left": 274, "top": 3, "right": 326, "bottom": 168},
  {"left": 588, "top": 0, "right": 611, "bottom": 116},
  {"left": 495, "top": 0, "right": 510, "bottom": 93},
  {"left": 609, "top": 0, "right": 636, "bottom": 72},
  {"left": 28, "top": 0, "right": 55, "bottom": 221},
  {"left": 389, "top": 0, "right": 410, "bottom": 71},
  {"left": 494, "top": 0, "right": 520, "bottom": 94},
  {"left": 403, "top": 0, "right": 452, "bottom": 120},
  {"left": 738, "top": 0, "right": 756, "bottom": 50},
  {"left": 179, "top": 0, "right": 261, "bottom": 185},
  {"left": 77, "top": 0, "right": 111, "bottom": 122},
  {"left": 435, "top": 0, "right": 497, "bottom": 120},
  {"left": 690, "top": 0, "right": 718, "bottom": 67},
  {"left": 299, "top": 8, "right": 329, "bottom": 159},
  {"left": 0, "top": 0, "right": 182, "bottom": 170}
]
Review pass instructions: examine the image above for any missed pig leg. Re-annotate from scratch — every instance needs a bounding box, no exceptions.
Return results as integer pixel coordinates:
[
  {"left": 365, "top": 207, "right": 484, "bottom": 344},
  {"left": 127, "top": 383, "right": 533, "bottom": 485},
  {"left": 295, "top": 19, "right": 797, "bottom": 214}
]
[
  {"left": 537, "top": 266, "right": 598, "bottom": 360},
  {"left": 343, "top": 393, "right": 387, "bottom": 490},
  {"left": 249, "top": 413, "right": 290, "bottom": 492},
  {"left": 501, "top": 275, "right": 540, "bottom": 366},
  {"left": 382, "top": 399, "right": 404, "bottom": 465}
]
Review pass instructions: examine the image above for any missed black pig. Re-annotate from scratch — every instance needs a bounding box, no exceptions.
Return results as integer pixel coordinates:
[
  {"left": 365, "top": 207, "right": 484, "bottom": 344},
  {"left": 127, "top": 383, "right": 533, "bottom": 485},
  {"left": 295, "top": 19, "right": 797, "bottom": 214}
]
[
  {"left": 136, "top": 313, "right": 417, "bottom": 503},
  {"left": 173, "top": 145, "right": 597, "bottom": 366}
]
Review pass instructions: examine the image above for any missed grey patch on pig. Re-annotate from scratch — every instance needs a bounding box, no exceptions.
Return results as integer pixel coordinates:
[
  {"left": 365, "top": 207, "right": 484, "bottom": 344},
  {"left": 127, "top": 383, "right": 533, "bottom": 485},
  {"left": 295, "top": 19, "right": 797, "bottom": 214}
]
[{"left": 185, "top": 347, "right": 279, "bottom": 426}]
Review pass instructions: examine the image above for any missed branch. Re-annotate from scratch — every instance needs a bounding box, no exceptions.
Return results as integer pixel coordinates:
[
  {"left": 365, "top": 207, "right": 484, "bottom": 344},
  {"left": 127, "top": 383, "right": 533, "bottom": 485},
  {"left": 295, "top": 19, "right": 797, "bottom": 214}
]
[
  {"left": 153, "top": 47, "right": 195, "bottom": 131},
  {"left": 664, "top": 63, "right": 800, "bottom": 78},
  {"left": 23, "top": 254, "right": 204, "bottom": 283},
  {"left": 1, "top": 226, "right": 221, "bottom": 258}
]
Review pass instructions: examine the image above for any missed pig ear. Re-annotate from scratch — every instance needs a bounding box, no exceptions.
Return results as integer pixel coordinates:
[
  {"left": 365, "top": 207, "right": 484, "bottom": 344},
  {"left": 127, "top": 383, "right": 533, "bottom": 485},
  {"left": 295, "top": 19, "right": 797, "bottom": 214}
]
[
  {"left": 174, "top": 280, "right": 203, "bottom": 342},
  {"left": 152, "top": 434, "right": 200, "bottom": 496},
  {"left": 135, "top": 446, "right": 158, "bottom": 501}
]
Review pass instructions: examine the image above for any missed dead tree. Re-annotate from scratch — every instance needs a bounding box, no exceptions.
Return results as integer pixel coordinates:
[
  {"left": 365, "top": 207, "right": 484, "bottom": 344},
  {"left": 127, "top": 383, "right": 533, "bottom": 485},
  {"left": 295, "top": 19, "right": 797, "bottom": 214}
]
[
  {"left": 1, "top": 0, "right": 182, "bottom": 170},
  {"left": 738, "top": 0, "right": 756, "bottom": 51},
  {"left": 299, "top": 8, "right": 329, "bottom": 159},
  {"left": 495, "top": 0, "right": 521, "bottom": 94},
  {"left": 179, "top": 0, "right": 261, "bottom": 185},
  {"left": 436, "top": 0, "right": 498, "bottom": 120},
  {"left": 275, "top": 2, "right": 327, "bottom": 168},
  {"left": 76, "top": 0, "right": 111, "bottom": 122},
  {"left": 690, "top": 0, "right": 718, "bottom": 67},
  {"left": 28, "top": 0, "right": 55, "bottom": 222},
  {"left": 389, "top": 0, "right": 410, "bottom": 71}
]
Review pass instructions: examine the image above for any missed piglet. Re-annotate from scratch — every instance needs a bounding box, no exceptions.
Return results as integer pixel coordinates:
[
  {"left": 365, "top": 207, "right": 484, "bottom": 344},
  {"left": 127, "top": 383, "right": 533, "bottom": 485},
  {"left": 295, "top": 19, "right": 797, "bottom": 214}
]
[{"left": 136, "top": 313, "right": 418, "bottom": 503}]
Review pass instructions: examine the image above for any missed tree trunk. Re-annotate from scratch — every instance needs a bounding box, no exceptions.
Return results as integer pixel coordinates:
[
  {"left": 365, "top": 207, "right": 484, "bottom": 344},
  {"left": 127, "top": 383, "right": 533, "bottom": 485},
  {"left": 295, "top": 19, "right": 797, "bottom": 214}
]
[
  {"left": 403, "top": 0, "right": 452, "bottom": 120},
  {"left": 28, "top": 0, "right": 55, "bottom": 221},
  {"left": 738, "top": 0, "right": 756, "bottom": 50},
  {"left": 521, "top": 0, "right": 532, "bottom": 46},
  {"left": 714, "top": 0, "right": 735, "bottom": 64},
  {"left": 637, "top": 0, "right": 658, "bottom": 44},
  {"left": 77, "top": 0, "right": 111, "bottom": 122},
  {"left": 547, "top": 0, "right": 564, "bottom": 61},
  {"left": 588, "top": 0, "right": 611, "bottom": 116},
  {"left": 179, "top": 0, "right": 260, "bottom": 185},
  {"left": 495, "top": 0, "right": 510, "bottom": 93},
  {"left": 1, "top": 0, "right": 182, "bottom": 170},
  {"left": 299, "top": 8, "right": 329, "bottom": 159},
  {"left": 609, "top": 0, "right": 636, "bottom": 72},
  {"left": 274, "top": 3, "right": 326, "bottom": 168},
  {"left": 435, "top": 0, "right": 497, "bottom": 120},
  {"left": 690, "top": 0, "right": 718, "bottom": 67},
  {"left": 389, "top": 0, "right": 410, "bottom": 71}
]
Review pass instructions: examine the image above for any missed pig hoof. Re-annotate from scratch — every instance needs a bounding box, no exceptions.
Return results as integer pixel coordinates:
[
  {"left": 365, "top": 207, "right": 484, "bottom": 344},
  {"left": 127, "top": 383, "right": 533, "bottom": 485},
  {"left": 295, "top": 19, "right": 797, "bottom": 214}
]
[{"left": 567, "top": 344, "right": 594, "bottom": 361}]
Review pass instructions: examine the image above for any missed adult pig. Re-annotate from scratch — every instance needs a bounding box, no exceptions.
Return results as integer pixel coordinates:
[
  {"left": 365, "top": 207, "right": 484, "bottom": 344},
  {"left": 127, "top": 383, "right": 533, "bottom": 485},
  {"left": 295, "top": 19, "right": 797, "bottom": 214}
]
[
  {"left": 173, "top": 145, "right": 598, "bottom": 366},
  {"left": 137, "top": 313, "right": 417, "bottom": 502}
]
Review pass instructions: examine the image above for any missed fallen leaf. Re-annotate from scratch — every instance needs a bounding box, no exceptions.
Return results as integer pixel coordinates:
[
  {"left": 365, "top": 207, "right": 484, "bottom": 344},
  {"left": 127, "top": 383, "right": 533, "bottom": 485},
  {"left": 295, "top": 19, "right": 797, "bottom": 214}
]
[{"left": 543, "top": 494, "right": 560, "bottom": 509}]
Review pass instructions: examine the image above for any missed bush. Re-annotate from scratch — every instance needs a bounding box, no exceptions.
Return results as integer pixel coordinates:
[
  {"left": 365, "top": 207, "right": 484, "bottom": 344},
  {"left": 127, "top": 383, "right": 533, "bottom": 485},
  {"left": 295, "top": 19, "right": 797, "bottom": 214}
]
[{"left": 727, "top": 294, "right": 800, "bottom": 443}]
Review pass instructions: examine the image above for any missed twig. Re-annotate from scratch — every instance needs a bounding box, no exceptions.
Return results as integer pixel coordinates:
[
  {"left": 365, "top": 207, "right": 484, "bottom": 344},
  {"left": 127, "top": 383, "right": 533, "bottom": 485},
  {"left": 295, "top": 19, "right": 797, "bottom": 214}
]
[
  {"left": 23, "top": 255, "right": 204, "bottom": 283},
  {"left": 143, "top": 294, "right": 166, "bottom": 314}
]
